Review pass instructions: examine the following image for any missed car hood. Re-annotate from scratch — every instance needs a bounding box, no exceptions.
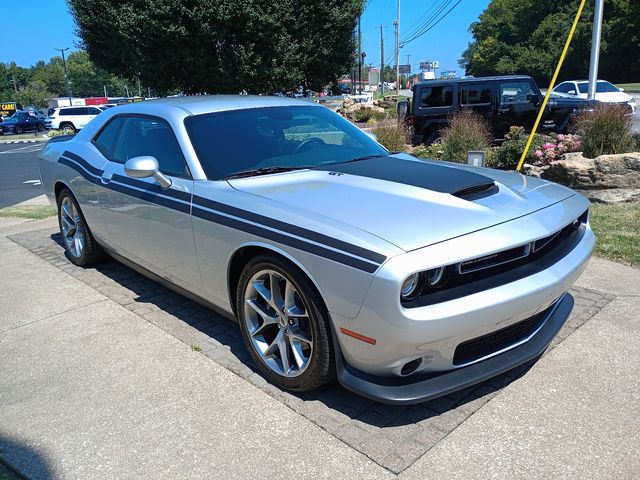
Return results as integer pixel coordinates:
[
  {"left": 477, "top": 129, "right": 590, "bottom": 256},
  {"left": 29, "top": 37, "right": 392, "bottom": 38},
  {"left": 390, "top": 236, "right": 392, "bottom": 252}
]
[
  {"left": 577, "top": 92, "right": 632, "bottom": 103},
  {"left": 227, "top": 154, "right": 575, "bottom": 252}
]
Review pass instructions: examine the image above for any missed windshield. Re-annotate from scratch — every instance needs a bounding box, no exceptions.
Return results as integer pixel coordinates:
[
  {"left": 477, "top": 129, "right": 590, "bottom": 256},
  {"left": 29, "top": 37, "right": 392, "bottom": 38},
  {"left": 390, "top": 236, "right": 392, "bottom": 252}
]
[
  {"left": 185, "top": 105, "right": 388, "bottom": 180},
  {"left": 577, "top": 81, "right": 619, "bottom": 94}
]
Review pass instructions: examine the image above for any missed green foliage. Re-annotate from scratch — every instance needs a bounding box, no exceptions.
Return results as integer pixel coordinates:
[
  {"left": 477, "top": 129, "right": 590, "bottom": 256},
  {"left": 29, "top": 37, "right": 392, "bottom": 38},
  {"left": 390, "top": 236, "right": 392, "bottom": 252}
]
[
  {"left": 15, "top": 80, "right": 54, "bottom": 108},
  {"left": 68, "top": 0, "right": 365, "bottom": 95},
  {"left": 490, "top": 126, "right": 548, "bottom": 169},
  {"left": 412, "top": 144, "right": 444, "bottom": 160},
  {"left": 460, "top": 0, "right": 640, "bottom": 85},
  {"left": 439, "top": 110, "right": 491, "bottom": 163},
  {"left": 371, "top": 119, "right": 410, "bottom": 151},
  {"left": 573, "top": 104, "right": 635, "bottom": 158},
  {"left": 353, "top": 108, "right": 386, "bottom": 123}
]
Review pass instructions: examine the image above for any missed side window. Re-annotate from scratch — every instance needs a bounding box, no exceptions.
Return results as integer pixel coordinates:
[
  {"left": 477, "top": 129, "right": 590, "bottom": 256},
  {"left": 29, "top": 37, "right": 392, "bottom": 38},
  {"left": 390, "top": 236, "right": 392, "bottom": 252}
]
[
  {"left": 499, "top": 81, "right": 534, "bottom": 104},
  {"left": 93, "top": 117, "right": 127, "bottom": 159},
  {"left": 460, "top": 83, "right": 492, "bottom": 106},
  {"left": 60, "top": 109, "right": 71, "bottom": 116},
  {"left": 77, "top": 107, "right": 89, "bottom": 115},
  {"left": 420, "top": 86, "right": 453, "bottom": 107},
  {"left": 555, "top": 83, "right": 570, "bottom": 94},
  {"left": 87, "top": 107, "right": 102, "bottom": 115},
  {"left": 113, "top": 116, "right": 188, "bottom": 177}
]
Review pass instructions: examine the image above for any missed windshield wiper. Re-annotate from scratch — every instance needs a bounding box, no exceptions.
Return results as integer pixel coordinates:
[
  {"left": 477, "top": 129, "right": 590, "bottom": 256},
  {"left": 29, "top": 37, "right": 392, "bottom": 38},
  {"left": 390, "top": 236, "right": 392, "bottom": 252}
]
[
  {"left": 224, "top": 166, "right": 308, "bottom": 179},
  {"left": 338, "top": 154, "right": 389, "bottom": 164}
]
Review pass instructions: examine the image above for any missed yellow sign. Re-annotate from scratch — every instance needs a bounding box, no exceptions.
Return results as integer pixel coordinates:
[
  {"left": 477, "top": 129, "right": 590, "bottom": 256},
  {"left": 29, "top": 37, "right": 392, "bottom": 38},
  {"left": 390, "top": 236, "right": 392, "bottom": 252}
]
[{"left": 1, "top": 102, "right": 18, "bottom": 117}]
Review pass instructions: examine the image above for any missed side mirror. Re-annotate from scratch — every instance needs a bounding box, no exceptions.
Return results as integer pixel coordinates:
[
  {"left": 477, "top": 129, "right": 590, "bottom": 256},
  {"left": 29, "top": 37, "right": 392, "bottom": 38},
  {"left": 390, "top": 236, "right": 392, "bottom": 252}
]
[
  {"left": 124, "top": 156, "right": 171, "bottom": 189},
  {"left": 568, "top": 90, "right": 576, "bottom": 95},
  {"left": 619, "top": 87, "right": 625, "bottom": 92},
  {"left": 365, "top": 132, "right": 378, "bottom": 143},
  {"left": 527, "top": 93, "right": 539, "bottom": 104}
]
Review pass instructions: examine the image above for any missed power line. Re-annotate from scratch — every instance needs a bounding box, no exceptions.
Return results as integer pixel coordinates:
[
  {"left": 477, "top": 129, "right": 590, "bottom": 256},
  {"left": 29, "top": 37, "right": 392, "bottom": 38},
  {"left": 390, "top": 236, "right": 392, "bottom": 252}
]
[{"left": 401, "top": 0, "right": 464, "bottom": 47}]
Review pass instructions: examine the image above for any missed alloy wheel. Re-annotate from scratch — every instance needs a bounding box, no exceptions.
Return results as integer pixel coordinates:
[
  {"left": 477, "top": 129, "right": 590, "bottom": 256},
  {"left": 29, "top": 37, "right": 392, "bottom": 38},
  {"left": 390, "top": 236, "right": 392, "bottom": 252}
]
[
  {"left": 243, "top": 269, "right": 314, "bottom": 377},
  {"left": 60, "top": 196, "right": 85, "bottom": 258}
]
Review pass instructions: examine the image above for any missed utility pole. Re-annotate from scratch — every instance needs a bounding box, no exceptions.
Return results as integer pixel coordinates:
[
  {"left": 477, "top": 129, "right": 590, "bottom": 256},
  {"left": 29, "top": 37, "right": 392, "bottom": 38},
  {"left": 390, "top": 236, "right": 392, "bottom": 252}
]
[
  {"left": 103, "top": 85, "right": 107, "bottom": 97},
  {"left": 395, "top": 0, "right": 401, "bottom": 95},
  {"left": 10, "top": 76, "right": 18, "bottom": 92},
  {"left": 378, "top": 25, "right": 385, "bottom": 96},
  {"left": 357, "top": 16, "right": 362, "bottom": 94},
  {"left": 587, "top": 0, "right": 604, "bottom": 100},
  {"left": 55, "top": 48, "right": 72, "bottom": 105}
]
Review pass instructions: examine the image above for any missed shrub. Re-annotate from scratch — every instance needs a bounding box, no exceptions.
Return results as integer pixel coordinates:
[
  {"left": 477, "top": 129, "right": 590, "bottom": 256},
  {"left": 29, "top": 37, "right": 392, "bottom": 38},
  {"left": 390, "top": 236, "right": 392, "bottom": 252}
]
[
  {"left": 631, "top": 131, "right": 640, "bottom": 151},
  {"left": 354, "top": 107, "right": 386, "bottom": 124},
  {"left": 412, "top": 144, "right": 444, "bottom": 160},
  {"left": 532, "top": 133, "right": 582, "bottom": 165},
  {"left": 371, "top": 118, "right": 410, "bottom": 151},
  {"left": 573, "top": 104, "right": 635, "bottom": 158},
  {"left": 490, "top": 126, "right": 549, "bottom": 169},
  {"left": 439, "top": 110, "right": 491, "bottom": 163}
]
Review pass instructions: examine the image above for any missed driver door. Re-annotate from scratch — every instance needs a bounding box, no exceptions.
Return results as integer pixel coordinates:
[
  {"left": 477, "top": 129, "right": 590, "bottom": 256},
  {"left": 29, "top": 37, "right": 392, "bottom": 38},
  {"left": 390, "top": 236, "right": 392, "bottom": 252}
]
[{"left": 95, "top": 114, "right": 200, "bottom": 289}]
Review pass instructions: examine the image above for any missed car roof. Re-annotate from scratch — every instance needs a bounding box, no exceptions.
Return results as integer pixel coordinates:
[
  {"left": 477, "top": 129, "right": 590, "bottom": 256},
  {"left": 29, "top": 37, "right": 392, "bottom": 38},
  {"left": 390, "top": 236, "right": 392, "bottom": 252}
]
[
  {"left": 413, "top": 75, "right": 531, "bottom": 88},
  {"left": 111, "top": 95, "right": 320, "bottom": 116}
]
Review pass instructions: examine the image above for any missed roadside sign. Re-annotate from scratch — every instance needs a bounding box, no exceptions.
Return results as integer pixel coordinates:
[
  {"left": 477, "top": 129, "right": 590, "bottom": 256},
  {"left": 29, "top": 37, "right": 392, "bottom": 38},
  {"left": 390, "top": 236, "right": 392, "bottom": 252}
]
[
  {"left": 420, "top": 61, "right": 439, "bottom": 71},
  {"left": 397, "top": 64, "right": 411, "bottom": 74},
  {"left": 1, "top": 102, "right": 20, "bottom": 117}
]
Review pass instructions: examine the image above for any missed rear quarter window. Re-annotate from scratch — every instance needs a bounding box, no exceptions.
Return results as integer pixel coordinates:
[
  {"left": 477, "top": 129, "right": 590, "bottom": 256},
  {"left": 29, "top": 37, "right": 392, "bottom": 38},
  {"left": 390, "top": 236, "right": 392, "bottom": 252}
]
[
  {"left": 460, "top": 83, "right": 492, "bottom": 105},
  {"left": 419, "top": 85, "right": 453, "bottom": 108}
]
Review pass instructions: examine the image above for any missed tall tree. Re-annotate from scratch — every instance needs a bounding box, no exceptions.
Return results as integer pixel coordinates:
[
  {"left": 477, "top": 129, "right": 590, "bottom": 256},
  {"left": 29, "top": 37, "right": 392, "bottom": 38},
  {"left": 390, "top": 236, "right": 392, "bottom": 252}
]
[
  {"left": 67, "top": 0, "right": 363, "bottom": 94},
  {"left": 460, "top": 0, "right": 640, "bottom": 86}
]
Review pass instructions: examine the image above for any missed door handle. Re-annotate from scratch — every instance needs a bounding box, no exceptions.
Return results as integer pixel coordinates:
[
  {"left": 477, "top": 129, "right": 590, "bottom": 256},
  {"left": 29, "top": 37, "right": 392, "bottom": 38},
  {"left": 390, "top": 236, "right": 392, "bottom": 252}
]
[{"left": 101, "top": 172, "right": 113, "bottom": 184}]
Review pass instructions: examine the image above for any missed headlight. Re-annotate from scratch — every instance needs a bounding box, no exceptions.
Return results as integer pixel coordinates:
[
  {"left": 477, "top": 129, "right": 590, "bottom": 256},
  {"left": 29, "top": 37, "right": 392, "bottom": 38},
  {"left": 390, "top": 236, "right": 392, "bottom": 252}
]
[
  {"left": 426, "top": 267, "right": 447, "bottom": 288},
  {"left": 400, "top": 273, "right": 421, "bottom": 300},
  {"left": 629, "top": 99, "right": 636, "bottom": 106}
]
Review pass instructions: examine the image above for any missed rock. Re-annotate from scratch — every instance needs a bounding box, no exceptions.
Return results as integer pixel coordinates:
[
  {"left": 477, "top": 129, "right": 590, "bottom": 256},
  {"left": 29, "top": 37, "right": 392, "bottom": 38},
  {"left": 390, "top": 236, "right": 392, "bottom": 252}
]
[
  {"left": 523, "top": 163, "right": 548, "bottom": 178},
  {"left": 578, "top": 188, "right": 640, "bottom": 204},
  {"left": 544, "top": 152, "right": 640, "bottom": 189}
]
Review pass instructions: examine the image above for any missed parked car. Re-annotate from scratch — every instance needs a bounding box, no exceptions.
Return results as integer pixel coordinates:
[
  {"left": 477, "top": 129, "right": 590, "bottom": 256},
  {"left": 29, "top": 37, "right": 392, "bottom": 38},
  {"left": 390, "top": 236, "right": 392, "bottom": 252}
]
[
  {"left": 0, "top": 110, "right": 46, "bottom": 135},
  {"left": 551, "top": 79, "right": 636, "bottom": 114},
  {"left": 400, "top": 75, "right": 605, "bottom": 145},
  {"left": 39, "top": 96, "right": 594, "bottom": 404},
  {"left": 46, "top": 106, "right": 103, "bottom": 134}
]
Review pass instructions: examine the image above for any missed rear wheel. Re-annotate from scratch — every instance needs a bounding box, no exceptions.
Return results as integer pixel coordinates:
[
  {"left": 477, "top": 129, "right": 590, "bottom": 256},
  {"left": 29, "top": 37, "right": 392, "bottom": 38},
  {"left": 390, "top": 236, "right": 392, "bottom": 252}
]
[
  {"left": 60, "top": 123, "right": 76, "bottom": 135},
  {"left": 57, "top": 189, "right": 104, "bottom": 266},
  {"left": 424, "top": 130, "right": 442, "bottom": 145},
  {"left": 36, "top": 123, "right": 45, "bottom": 132},
  {"left": 236, "top": 254, "right": 335, "bottom": 392}
]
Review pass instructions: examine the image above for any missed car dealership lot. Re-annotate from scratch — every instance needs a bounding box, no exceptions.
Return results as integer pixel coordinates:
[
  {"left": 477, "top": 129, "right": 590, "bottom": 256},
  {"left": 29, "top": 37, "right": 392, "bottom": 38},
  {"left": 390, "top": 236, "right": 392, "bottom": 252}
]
[{"left": 0, "top": 216, "right": 638, "bottom": 478}]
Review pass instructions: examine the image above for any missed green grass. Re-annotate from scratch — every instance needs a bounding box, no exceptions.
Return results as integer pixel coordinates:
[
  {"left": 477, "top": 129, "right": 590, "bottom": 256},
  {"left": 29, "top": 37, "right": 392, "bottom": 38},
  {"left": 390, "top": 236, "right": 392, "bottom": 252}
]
[
  {"left": 0, "top": 205, "right": 55, "bottom": 220},
  {"left": 590, "top": 202, "right": 640, "bottom": 266},
  {"left": 616, "top": 82, "right": 640, "bottom": 93}
]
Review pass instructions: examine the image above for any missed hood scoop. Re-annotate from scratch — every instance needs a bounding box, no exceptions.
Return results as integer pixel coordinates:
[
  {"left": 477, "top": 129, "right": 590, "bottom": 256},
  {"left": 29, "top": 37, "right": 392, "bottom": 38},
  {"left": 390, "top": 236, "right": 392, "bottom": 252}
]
[
  {"left": 322, "top": 156, "right": 496, "bottom": 197},
  {"left": 452, "top": 182, "right": 498, "bottom": 200}
]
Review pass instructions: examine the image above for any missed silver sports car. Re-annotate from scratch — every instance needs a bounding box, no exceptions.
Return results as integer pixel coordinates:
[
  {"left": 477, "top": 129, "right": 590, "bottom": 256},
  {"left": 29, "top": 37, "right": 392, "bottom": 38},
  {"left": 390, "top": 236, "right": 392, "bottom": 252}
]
[{"left": 39, "top": 96, "right": 595, "bottom": 404}]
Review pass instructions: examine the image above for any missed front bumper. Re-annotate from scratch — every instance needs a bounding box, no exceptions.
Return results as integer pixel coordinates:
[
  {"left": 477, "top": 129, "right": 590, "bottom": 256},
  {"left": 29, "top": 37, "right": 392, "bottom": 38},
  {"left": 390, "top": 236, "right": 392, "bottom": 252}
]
[{"left": 336, "top": 293, "right": 573, "bottom": 405}]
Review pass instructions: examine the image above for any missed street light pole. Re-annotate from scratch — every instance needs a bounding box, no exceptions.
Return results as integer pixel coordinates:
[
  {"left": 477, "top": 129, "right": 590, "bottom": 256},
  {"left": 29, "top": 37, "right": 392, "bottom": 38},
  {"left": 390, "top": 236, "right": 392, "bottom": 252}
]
[
  {"left": 55, "top": 48, "right": 72, "bottom": 105},
  {"left": 587, "top": 0, "right": 604, "bottom": 100}
]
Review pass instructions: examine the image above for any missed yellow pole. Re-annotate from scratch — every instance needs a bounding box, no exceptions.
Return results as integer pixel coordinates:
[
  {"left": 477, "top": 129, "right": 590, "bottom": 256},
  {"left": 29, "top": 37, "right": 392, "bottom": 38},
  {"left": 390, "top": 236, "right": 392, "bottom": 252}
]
[{"left": 515, "top": 0, "right": 588, "bottom": 172}]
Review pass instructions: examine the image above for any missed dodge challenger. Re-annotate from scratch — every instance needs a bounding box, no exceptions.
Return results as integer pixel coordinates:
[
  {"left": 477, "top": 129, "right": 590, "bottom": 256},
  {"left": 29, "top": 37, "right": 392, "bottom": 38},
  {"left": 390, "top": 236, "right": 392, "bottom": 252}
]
[{"left": 38, "top": 96, "right": 595, "bottom": 404}]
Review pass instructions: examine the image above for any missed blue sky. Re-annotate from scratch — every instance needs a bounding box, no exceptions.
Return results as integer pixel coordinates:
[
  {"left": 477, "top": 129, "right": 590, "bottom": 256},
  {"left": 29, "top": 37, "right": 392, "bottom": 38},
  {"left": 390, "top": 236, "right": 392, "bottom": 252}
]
[{"left": 4, "top": 0, "right": 491, "bottom": 76}]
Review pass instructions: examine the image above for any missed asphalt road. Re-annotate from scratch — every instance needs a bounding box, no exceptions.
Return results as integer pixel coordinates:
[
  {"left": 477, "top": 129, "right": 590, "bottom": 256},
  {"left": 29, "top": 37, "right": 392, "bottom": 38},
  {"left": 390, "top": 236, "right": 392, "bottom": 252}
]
[{"left": 0, "top": 142, "right": 46, "bottom": 208}]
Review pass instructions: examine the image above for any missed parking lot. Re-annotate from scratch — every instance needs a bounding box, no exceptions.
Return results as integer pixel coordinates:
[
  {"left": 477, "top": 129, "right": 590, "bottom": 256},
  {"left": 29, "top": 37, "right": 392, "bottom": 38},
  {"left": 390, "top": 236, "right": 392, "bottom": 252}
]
[
  {"left": 0, "top": 142, "right": 47, "bottom": 208},
  {"left": 1, "top": 214, "right": 639, "bottom": 478}
]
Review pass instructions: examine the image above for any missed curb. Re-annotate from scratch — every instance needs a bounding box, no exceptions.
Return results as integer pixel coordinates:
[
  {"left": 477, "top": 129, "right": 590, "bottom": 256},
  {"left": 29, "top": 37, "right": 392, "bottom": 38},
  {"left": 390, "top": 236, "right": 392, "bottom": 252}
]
[{"left": 0, "top": 139, "right": 48, "bottom": 144}]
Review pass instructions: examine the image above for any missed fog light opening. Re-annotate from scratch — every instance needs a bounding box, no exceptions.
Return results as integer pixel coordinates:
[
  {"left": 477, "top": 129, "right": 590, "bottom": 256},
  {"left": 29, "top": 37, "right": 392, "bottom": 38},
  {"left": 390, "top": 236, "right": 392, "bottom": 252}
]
[{"left": 400, "top": 357, "right": 423, "bottom": 376}]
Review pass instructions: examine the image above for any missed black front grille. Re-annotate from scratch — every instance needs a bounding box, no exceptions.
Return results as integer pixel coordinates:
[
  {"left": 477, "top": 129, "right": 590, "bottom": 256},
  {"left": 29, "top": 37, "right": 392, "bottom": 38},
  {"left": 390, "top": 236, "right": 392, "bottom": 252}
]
[{"left": 452, "top": 304, "right": 554, "bottom": 366}]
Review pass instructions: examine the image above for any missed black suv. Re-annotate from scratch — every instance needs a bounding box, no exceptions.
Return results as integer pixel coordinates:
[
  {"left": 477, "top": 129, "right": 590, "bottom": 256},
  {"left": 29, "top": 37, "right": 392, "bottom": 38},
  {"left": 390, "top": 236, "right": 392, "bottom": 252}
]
[{"left": 400, "top": 75, "right": 597, "bottom": 145}]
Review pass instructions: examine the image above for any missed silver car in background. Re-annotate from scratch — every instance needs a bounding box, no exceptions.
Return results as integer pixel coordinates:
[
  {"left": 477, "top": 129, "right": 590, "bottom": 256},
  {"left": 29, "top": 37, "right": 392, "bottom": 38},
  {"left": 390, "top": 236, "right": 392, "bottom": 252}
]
[{"left": 38, "top": 96, "right": 595, "bottom": 404}]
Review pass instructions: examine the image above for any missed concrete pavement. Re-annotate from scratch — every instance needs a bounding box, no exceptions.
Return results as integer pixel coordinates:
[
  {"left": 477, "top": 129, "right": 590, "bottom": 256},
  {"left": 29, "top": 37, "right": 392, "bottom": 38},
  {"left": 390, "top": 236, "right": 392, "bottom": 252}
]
[{"left": 0, "top": 217, "right": 638, "bottom": 478}]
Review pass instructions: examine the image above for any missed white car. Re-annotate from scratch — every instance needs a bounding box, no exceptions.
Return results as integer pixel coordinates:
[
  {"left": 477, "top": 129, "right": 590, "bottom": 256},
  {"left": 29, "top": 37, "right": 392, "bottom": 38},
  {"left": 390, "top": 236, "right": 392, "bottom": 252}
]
[
  {"left": 552, "top": 80, "right": 636, "bottom": 114},
  {"left": 47, "top": 106, "right": 103, "bottom": 134}
]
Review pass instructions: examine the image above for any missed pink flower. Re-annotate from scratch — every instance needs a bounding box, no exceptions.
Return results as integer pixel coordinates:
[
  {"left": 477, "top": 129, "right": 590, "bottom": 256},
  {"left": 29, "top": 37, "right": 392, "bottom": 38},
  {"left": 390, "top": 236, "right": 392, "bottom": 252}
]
[
  {"left": 543, "top": 142, "right": 555, "bottom": 150},
  {"left": 535, "top": 150, "right": 544, "bottom": 158}
]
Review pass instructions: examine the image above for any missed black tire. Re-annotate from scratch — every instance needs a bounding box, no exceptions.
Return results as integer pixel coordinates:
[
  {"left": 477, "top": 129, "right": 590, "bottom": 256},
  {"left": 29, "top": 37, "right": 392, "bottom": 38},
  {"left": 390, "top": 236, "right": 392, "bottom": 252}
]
[
  {"left": 36, "top": 123, "right": 45, "bottom": 132},
  {"left": 60, "top": 123, "right": 76, "bottom": 135},
  {"left": 424, "top": 130, "right": 442, "bottom": 145},
  {"left": 15, "top": 126, "right": 23, "bottom": 134},
  {"left": 236, "top": 254, "right": 335, "bottom": 392},
  {"left": 57, "top": 188, "right": 105, "bottom": 266}
]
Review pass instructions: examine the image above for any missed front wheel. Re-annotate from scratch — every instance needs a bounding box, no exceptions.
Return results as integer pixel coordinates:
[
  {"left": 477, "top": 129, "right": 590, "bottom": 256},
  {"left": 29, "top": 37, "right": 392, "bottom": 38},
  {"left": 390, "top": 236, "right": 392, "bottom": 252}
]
[
  {"left": 60, "top": 123, "right": 76, "bottom": 135},
  {"left": 57, "top": 189, "right": 104, "bottom": 266},
  {"left": 236, "top": 255, "right": 335, "bottom": 392},
  {"left": 15, "top": 126, "right": 23, "bottom": 134}
]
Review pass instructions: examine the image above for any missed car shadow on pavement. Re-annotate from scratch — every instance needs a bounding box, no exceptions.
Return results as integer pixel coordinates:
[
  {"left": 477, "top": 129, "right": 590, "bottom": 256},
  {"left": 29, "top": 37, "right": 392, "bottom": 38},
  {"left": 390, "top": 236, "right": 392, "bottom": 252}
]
[
  {"left": 0, "top": 434, "right": 54, "bottom": 480},
  {"left": 50, "top": 231, "right": 536, "bottom": 426}
]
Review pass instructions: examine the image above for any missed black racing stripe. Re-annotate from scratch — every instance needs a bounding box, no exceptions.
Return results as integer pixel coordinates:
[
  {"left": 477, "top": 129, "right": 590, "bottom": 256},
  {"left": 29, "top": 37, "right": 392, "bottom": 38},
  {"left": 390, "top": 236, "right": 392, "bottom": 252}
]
[
  {"left": 112, "top": 174, "right": 192, "bottom": 203},
  {"left": 59, "top": 157, "right": 100, "bottom": 184},
  {"left": 57, "top": 155, "right": 385, "bottom": 272},
  {"left": 62, "top": 151, "right": 103, "bottom": 177},
  {"left": 108, "top": 180, "right": 191, "bottom": 214},
  {"left": 192, "top": 206, "right": 379, "bottom": 273},
  {"left": 322, "top": 157, "right": 495, "bottom": 195},
  {"left": 193, "top": 195, "right": 387, "bottom": 265}
]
